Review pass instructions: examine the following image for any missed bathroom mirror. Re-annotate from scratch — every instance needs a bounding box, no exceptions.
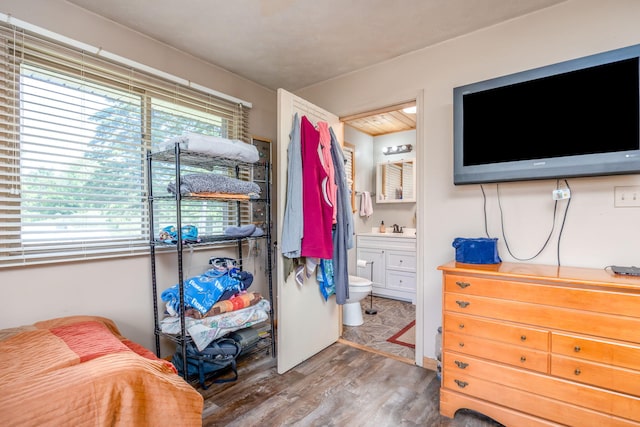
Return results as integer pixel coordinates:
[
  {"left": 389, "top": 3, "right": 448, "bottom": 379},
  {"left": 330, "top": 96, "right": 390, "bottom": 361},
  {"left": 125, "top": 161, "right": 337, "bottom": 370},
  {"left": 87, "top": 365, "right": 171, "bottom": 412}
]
[{"left": 376, "top": 159, "right": 416, "bottom": 203}]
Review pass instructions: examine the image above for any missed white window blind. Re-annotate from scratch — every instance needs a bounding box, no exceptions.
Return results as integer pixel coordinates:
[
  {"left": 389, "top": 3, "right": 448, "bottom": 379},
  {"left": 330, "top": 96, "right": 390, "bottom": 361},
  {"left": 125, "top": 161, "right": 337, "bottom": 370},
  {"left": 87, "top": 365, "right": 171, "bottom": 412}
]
[
  {"left": 402, "top": 161, "right": 414, "bottom": 200},
  {"left": 342, "top": 144, "right": 355, "bottom": 212},
  {"left": 0, "top": 23, "right": 250, "bottom": 267},
  {"left": 383, "top": 163, "right": 402, "bottom": 200}
]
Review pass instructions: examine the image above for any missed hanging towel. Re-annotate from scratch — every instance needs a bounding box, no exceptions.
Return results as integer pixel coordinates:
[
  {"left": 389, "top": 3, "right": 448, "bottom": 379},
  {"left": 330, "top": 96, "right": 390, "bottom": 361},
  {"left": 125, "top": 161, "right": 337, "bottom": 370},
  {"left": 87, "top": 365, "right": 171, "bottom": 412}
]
[{"left": 359, "top": 191, "right": 373, "bottom": 217}]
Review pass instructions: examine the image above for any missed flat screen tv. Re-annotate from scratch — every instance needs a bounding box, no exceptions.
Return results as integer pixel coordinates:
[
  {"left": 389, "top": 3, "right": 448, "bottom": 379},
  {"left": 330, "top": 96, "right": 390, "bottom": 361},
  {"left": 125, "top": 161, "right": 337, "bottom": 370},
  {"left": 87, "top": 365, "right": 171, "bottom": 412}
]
[{"left": 453, "top": 44, "right": 640, "bottom": 185}]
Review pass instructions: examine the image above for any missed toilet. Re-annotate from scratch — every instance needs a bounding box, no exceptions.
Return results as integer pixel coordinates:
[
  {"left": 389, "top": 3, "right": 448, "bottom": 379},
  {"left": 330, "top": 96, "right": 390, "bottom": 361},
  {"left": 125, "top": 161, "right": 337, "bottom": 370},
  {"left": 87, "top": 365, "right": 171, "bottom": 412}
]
[{"left": 342, "top": 275, "right": 373, "bottom": 326}]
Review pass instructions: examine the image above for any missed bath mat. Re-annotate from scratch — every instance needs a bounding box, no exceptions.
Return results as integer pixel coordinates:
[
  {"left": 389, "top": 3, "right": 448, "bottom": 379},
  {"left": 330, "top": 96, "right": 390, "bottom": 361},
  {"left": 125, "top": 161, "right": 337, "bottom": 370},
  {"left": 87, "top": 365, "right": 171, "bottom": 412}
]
[{"left": 386, "top": 320, "right": 415, "bottom": 349}]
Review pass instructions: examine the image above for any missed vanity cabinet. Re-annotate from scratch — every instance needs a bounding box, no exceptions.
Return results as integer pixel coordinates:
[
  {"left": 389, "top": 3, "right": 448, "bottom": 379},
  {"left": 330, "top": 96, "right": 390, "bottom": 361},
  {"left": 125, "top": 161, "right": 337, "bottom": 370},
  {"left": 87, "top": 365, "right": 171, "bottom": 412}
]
[
  {"left": 438, "top": 261, "right": 640, "bottom": 427},
  {"left": 356, "top": 235, "right": 416, "bottom": 303}
]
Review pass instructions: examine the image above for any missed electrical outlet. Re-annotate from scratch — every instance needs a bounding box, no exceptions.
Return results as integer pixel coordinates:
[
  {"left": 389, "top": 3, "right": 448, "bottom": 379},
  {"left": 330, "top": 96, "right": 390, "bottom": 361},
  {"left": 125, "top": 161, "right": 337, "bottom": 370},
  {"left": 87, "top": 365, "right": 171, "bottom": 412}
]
[
  {"left": 552, "top": 188, "right": 571, "bottom": 200},
  {"left": 614, "top": 186, "right": 640, "bottom": 207}
]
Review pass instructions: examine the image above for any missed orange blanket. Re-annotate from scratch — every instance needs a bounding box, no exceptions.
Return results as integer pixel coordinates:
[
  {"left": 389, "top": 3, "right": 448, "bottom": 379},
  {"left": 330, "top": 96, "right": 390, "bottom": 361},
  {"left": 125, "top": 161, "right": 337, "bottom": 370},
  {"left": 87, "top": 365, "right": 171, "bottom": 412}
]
[
  {"left": 0, "top": 315, "right": 203, "bottom": 426},
  {"left": 185, "top": 291, "right": 263, "bottom": 319}
]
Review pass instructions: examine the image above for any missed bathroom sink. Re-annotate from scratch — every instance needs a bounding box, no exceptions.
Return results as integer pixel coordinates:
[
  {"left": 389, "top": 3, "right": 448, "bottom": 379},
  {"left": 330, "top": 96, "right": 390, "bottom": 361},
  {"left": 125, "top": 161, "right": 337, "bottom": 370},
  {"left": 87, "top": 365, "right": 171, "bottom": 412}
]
[{"left": 359, "top": 227, "right": 416, "bottom": 238}]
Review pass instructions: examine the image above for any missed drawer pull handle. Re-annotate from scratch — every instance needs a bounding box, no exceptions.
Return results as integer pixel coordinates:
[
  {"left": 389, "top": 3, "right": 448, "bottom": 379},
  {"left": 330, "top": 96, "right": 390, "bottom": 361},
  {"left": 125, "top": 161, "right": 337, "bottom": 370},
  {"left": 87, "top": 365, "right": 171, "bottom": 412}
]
[
  {"left": 574, "top": 368, "right": 581, "bottom": 376},
  {"left": 454, "top": 379, "right": 469, "bottom": 388},
  {"left": 456, "top": 281, "right": 471, "bottom": 289},
  {"left": 454, "top": 360, "right": 469, "bottom": 369},
  {"left": 520, "top": 335, "right": 527, "bottom": 341},
  {"left": 574, "top": 346, "right": 581, "bottom": 353},
  {"left": 458, "top": 323, "right": 465, "bottom": 329},
  {"left": 455, "top": 300, "right": 470, "bottom": 308},
  {"left": 520, "top": 356, "right": 527, "bottom": 363},
  {"left": 458, "top": 342, "right": 465, "bottom": 348}
]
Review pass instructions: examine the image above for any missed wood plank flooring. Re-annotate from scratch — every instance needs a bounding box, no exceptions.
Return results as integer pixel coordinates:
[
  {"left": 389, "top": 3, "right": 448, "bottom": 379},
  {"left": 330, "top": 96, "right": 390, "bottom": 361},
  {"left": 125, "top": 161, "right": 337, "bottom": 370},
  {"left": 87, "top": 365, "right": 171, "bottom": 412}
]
[{"left": 199, "top": 341, "right": 503, "bottom": 426}]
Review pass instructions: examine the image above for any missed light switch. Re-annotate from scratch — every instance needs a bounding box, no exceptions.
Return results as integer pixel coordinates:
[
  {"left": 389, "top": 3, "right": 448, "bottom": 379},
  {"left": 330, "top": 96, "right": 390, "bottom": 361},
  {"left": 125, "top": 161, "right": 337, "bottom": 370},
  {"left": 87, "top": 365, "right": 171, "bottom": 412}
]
[{"left": 614, "top": 186, "right": 640, "bottom": 207}]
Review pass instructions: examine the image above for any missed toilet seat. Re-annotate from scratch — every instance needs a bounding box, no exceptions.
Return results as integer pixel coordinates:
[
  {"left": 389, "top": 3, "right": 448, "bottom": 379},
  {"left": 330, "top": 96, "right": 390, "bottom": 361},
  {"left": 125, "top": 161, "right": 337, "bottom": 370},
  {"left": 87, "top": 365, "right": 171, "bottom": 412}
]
[{"left": 348, "top": 275, "right": 372, "bottom": 287}]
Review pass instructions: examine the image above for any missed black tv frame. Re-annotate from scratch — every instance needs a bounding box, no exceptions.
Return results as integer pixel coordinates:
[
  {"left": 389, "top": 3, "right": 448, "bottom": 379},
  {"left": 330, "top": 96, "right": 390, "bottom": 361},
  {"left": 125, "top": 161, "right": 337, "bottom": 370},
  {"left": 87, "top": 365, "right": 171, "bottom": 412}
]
[{"left": 453, "top": 44, "right": 640, "bottom": 185}]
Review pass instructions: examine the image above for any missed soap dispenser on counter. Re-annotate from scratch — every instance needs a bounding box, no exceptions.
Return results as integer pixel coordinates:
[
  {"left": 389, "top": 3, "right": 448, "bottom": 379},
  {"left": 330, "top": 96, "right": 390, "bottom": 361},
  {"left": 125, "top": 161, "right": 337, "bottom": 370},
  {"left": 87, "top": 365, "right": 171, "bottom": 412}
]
[{"left": 379, "top": 221, "right": 386, "bottom": 233}]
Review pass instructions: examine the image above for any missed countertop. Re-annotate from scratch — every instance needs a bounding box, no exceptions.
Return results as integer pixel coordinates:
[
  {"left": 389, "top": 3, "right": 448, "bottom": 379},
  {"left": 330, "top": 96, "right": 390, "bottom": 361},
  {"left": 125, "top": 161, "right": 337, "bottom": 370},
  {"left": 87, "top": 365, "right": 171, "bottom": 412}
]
[{"left": 357, "top": 227, "right": 416, "bottom": 239}]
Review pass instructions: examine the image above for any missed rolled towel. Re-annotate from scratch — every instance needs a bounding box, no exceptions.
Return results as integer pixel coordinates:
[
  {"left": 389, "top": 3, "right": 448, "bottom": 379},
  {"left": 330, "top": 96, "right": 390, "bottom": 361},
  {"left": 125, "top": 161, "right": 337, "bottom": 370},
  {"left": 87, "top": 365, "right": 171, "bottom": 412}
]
[
  {"left": 251, "top": 227, "right": 264, "bottom": 237},
  {"left": 224, "top": 224, "right": 256, "bottom": 238},
  {"left": 167, "top": 173, "right": 261, "bottom": 196}
]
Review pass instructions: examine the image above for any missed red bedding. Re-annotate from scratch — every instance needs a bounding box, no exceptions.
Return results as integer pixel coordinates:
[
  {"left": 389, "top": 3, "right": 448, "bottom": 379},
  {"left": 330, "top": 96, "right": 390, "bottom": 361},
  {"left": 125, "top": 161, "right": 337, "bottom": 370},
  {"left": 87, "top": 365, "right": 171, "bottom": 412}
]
[{"left": 0, "top": 315, "right": 203, "bottom": 426}]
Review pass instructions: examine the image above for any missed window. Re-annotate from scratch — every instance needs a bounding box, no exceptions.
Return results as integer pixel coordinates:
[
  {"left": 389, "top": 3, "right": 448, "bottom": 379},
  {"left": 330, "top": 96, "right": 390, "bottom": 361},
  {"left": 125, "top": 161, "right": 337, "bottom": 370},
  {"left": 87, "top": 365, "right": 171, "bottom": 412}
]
[
  {"left": 0, "top": 23, "right": 250, "bottom": 267},
  {"left": 343, "top": 142, "right": 356, "bottom": 212}
]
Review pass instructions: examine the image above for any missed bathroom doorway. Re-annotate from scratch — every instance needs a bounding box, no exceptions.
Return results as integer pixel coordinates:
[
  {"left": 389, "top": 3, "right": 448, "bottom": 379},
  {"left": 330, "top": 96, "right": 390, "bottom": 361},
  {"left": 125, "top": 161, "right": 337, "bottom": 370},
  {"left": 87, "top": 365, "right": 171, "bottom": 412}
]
[{"left": 339, "top": 101, "right": 418, "bottom": 364}]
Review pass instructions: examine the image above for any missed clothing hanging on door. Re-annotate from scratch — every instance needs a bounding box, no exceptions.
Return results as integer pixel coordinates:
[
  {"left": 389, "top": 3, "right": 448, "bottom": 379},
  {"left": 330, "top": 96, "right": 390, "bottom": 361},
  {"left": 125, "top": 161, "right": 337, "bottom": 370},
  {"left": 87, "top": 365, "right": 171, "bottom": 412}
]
[
  {"left": 300, "top": 115, "right": 333, "bottom": 260},
  {"left": 281, "top": 113, "right": 303, "bottom": 259},
  {"left": 280, "top": 114, "right": 353, "bottom": 303},
  {"left": 329, "top": 125, "right": 354, "bottom": 304},
  {"left": 317, "top": 121, "right": 337, "bottom": 224}
]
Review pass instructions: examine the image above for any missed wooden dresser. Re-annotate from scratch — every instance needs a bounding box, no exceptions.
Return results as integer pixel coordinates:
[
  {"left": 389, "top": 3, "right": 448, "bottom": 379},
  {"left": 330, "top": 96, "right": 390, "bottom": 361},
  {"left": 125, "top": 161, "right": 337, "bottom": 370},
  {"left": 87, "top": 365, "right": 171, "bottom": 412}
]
[{"left": 438, "top": 261, "right": 640, "bottom": 427}]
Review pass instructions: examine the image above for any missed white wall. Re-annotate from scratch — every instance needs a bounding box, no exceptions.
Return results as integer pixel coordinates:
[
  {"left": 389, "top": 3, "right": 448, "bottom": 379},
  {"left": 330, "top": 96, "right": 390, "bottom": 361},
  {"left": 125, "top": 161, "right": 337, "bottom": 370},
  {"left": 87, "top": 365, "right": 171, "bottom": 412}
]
[
  {"left": 0, "top": 0, "right": 277, "bottom": 353},
  {"left": 345, "top": 126, "right": 374, "bottom": 236},
  {"left": 297, "top": 0, "right": 640, "bottom": 360}
]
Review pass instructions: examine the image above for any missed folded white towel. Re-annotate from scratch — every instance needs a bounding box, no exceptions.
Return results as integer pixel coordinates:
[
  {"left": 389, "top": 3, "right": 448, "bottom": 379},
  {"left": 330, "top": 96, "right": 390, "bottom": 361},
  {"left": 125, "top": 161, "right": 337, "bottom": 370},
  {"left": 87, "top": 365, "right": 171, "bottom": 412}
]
[
  {"left": 359, "top": 191, "right": 373, "bottom": 217},
  {"left": 158, "top": 132, "right": 260, "bottom": 163}
]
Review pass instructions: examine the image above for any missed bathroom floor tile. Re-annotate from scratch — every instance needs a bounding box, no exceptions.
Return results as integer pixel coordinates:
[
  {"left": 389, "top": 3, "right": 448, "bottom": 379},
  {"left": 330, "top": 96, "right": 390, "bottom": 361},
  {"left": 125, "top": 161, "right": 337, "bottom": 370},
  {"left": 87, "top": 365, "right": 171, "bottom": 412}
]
[{"left": 341, "top": 295, "right": 416, "bottom": 361}]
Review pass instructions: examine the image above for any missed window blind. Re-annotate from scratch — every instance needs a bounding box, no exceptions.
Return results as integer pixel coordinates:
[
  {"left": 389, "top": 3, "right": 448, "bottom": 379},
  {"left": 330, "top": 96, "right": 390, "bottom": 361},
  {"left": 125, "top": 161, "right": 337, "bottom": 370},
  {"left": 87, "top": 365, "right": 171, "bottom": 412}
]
[
  {"left": 342, "top": 144, "right": 355, "bottom": 212},
  {"left": 383, "top": 163, "right": 402, "bottom": 200},
  {"left": 402, "top": 161, "right": 414, "bottom": 200},
  {"left": 0, "top": 22, "right": 251, "bottom": 267}
]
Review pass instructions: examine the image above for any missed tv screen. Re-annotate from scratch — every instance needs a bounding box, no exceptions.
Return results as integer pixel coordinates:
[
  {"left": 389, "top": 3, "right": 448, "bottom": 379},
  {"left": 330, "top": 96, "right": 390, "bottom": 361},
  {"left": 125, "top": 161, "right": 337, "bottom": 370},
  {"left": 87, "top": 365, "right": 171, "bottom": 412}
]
[{"left": 453, "top": 45, "right": 640, "bottom": 185}]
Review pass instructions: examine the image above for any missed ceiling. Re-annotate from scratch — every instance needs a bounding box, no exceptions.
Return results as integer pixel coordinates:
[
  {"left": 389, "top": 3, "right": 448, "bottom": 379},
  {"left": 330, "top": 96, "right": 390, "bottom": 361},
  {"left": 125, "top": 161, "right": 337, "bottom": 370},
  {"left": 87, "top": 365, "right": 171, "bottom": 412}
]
[
  {"left": 66, "top": 0, "right": 566, "bottom": 135},
  {"left": 341, "top": 101, "right": 417, "bottom": 136}
]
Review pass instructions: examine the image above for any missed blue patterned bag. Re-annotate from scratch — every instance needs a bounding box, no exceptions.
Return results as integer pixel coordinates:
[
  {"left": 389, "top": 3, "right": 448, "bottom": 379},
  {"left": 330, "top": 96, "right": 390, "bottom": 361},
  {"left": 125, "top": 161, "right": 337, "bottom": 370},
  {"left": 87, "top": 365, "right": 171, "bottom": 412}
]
[
  {"left": 159, "top": 225, "right": 200, "bottom": 243},
  {"left": 452, "top": 237, "right": 501, "bottom": 264}
]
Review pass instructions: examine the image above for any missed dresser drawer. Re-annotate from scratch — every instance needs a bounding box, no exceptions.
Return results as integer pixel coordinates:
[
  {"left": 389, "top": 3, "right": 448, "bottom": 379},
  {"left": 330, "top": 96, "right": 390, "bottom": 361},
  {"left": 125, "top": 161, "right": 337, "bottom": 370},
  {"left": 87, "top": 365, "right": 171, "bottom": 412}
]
[
  {"left": 444, "top": 331, "right": 548, "bottom": 373},
  {"left": 386, "top": 250, "right": 416, "bottom": 271},
  {"left": 443, "top": 352, "right": 640, "bottom": 425},
  {"left": 444, "top": 273, "right": 640, "bottom": 318},
  {"left": 385, "top": 270, "right": 415, "bottom": 292},
  {"left": 552, "top": 332, "right": 640, "bottom": 371},
  {"left": 551, "top": 354, "right": 640, "bottom": 397},
  {"left": 443, "top": 293, "right": 640, "bottom": 343},
  {"left": 444, "top": 312, "right": 548, "bottom": 351}
]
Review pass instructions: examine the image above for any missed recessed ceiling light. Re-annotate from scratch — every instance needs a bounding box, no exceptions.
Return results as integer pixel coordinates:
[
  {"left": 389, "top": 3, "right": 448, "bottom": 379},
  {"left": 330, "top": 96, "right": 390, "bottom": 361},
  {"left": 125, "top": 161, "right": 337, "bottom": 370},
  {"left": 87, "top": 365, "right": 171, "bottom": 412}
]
[{"left": 402, "top": 106, "right": 416, "bottom": 114}]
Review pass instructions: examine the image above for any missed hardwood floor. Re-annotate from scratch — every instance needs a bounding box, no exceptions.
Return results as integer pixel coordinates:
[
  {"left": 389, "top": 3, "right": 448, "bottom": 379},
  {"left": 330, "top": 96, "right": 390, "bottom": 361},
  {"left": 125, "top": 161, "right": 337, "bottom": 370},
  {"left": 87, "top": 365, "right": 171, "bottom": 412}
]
[{"left": 198, "top": 339, "right": 503, "bottom": 426}]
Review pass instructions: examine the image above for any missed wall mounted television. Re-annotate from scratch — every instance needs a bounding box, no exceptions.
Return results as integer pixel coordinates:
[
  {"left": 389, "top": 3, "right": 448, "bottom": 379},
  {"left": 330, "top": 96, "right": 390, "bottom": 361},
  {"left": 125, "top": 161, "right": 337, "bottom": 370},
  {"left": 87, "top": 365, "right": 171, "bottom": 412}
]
[{"left": 453, "top": 44, "right": 640, "bottom": 185}]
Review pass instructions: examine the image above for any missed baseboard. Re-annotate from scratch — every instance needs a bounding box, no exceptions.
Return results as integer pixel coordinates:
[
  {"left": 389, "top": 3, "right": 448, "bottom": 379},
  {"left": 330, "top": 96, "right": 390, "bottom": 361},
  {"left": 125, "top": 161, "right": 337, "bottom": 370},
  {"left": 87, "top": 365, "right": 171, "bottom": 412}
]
[{"left": 422, "top": 356, "right": 438, "bottom": 371}]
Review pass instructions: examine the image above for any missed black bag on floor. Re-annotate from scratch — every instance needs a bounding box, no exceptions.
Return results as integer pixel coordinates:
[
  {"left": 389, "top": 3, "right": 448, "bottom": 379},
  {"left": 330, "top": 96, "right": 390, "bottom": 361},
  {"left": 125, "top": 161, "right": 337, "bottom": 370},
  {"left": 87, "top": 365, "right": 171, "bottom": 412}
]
[{"left": 172, "top": 337, "right": 242, "bottom": 389}]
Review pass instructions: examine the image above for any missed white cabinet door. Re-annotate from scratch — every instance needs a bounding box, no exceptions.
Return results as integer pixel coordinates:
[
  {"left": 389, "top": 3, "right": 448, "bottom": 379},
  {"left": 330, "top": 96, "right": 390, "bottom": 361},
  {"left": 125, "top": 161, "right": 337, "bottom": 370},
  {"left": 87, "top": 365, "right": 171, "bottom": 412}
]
[
  {"left": 276, "top": 88, "right": 343, "bottom": 374},
  {"left": 355, "top": 247, "right": 385, "bottom": 286}
]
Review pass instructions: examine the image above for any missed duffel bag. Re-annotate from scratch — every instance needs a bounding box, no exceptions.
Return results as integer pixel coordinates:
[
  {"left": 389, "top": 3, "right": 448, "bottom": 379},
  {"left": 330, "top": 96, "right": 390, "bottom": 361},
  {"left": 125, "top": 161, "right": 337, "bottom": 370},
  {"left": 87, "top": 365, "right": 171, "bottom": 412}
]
[{"left": 172, "top": 337, "right": 242, "bottom": 389}]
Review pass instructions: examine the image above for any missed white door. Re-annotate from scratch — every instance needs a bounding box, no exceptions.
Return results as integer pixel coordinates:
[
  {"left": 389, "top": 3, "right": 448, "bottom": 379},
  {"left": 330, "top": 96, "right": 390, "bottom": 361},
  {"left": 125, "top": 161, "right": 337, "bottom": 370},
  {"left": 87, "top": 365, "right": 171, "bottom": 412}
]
[{"left": 276, "top": 88, "right": 344, "bottom": 373}]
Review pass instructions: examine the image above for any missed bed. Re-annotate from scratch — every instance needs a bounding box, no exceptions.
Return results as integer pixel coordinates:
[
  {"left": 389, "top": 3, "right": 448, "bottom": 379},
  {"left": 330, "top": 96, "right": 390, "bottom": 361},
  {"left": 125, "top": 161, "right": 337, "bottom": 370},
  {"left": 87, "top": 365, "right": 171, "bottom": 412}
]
[{"left": 0, "top": 315, "right": 203, "bottom": 426}]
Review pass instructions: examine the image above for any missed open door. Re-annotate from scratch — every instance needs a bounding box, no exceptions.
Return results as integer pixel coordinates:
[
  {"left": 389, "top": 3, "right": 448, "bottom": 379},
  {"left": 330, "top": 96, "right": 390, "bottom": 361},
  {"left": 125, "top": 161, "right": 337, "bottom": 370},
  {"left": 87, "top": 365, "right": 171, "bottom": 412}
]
[{"left": 276, "top": 88, "right": 344, "bottom": 373}]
